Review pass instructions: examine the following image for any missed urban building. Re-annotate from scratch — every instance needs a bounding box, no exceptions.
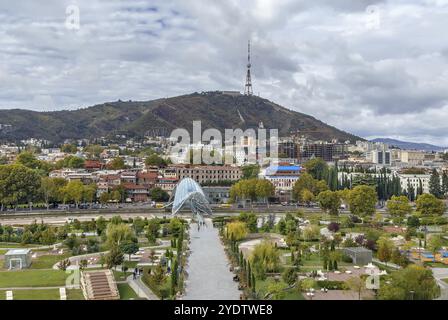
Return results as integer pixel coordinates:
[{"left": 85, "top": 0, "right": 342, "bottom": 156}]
[
  {"left": 263, "top": 165, "right": 301, "bottom": 192},
  {"left": 397, "top": 173, "right": 431, "bottom": 195},
  {"left": 172, "top": 165, "right": 242, "bottom": 184},
  {"left": 300, "top": 143, "right": 347, "bottom": 162},
  {"left": 203, "top": 186, "right": 231, "bottom": 204}
]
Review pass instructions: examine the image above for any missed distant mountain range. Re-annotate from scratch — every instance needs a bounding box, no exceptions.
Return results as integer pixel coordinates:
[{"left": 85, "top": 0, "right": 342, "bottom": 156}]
[
  {"left": 0, "top": 92, "right": 361, "bottom": 143},
  {"left": 371, "top": 138, "right": 446, "bottom": 152}
]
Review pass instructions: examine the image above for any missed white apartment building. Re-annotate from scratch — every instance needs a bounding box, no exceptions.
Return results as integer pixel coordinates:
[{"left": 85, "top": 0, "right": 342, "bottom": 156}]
[{"left": 397, "top": 173, "right": 431, "bottom": 194}]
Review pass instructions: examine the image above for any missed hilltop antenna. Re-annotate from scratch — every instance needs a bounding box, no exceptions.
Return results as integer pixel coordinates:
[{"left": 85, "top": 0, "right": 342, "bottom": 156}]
[{"left": 244, "top": 40, "right": 253, "bottom": 96}]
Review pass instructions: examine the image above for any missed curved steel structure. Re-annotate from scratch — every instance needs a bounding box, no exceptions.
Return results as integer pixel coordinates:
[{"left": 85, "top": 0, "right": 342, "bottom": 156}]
[{"left": 170, "top": 178, "right": 212, "bottom": 221}]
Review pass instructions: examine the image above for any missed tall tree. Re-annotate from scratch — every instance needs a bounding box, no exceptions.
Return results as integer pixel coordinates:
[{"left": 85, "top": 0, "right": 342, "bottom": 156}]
[
  {"left": 377, "top": 237, "right": 394, "bottom": 265},
  {"left": 317, "top": 190, "right": 341, "bottom": 215},
  {"left": 416, "top": 194, "right": 446, "bottom": 216},
  {"left": 303, "top": 158, "right": 328, "bottom": 180},
  {"left": 348, "top": 185, "right": 377, "bottom": 216},
  {"left": 386, "top": 195, "right": 412, "bottom": 217},
  {"left": 429, "top": 169, "right": 442, "bottom": 198},
  {"left": 442, "top": 172, "right": 448, "bottom": 198}
]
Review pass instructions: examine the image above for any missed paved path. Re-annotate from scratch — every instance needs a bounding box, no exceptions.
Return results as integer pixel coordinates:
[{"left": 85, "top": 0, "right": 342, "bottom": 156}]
[
  {"left": 432, "top": 268, "right": 448, "bottom": 300},
  {"left": 183, "top": 219, "right": 240, "bottom": 300},
  {"left": 126, "top": 274, "right": 158, "bottom": 300},
  {"left": 372, "top": 258, "right": 401, "bottom": 269}
]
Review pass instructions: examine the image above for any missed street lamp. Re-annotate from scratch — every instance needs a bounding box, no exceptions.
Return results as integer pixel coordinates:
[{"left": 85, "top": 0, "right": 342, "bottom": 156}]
[{"left": 409, "top": 290, "right": 415, "bottom": 300}]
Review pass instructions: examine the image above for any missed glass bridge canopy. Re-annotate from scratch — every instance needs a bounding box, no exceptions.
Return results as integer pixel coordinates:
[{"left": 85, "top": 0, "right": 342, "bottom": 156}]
[{"left": 170, "top": 178, "right": 212, "bottom": 219}]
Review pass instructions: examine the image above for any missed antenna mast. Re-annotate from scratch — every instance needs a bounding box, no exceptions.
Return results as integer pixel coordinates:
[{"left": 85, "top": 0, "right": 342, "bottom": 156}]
[{"left": 244, "top": 40, "right": 253, "bottom": 96}]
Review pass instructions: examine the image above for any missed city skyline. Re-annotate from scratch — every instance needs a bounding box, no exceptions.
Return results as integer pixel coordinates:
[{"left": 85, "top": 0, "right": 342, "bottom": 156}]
[{"left": 1, "top": 0, "right": 448, "bottom": 145}]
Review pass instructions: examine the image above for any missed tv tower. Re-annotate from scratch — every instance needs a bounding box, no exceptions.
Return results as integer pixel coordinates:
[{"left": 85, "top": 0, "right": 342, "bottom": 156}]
[{"left": 244, "top": 40, "right": 253, "bottom": 96}]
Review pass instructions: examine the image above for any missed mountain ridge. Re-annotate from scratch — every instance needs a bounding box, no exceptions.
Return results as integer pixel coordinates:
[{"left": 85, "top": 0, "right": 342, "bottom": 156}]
[
  {"left": 370, "top": 138, "right": 446, "bottom": 152},
  {"left": 0, "top": 92, "right": 362, "bottom": 143}
]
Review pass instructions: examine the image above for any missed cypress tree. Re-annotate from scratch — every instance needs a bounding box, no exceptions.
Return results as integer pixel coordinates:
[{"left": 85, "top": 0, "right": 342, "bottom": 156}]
[
  {"left": 429, "top": 169, "right": 442, "bottom": 198},
  {"left": 417, "top": 179, "right": 423, "bottom": 196},
  {"left": 171, "top": 258, "right": 179, "bottom": 296},
  {"left": 251, "top": 273, "right": 256, "bottom": 293},
  {"left": 247, "top": 262, "right": 252, "bottom": 287},
  {"left": 442, "top": 172, "right": 448, "bottom": 197},
  {"left": 328, "top": 260, "right": 334, "bottom": 271}
]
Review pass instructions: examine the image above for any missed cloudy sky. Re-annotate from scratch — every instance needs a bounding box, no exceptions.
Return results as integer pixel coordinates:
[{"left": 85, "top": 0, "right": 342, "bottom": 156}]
[{"left": 1, "top": 0, "right": 448, "bottom": 145}]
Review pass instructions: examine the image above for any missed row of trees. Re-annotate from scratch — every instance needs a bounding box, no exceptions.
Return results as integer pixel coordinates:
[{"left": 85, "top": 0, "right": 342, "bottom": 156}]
[
  {"left": 229, "top": 178, "right": 275, "bottom": 205},
  {"left": 429, "top": 168, "right": 448, "bottom": 199},
  {"left": 304, "top": 158, "right": 441, "bottom": 204}
]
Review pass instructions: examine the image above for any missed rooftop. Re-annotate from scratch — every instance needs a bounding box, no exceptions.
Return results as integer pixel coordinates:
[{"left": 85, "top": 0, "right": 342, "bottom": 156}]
[{"left": 5, "top": 249, "right": 31, "bottom": 255}]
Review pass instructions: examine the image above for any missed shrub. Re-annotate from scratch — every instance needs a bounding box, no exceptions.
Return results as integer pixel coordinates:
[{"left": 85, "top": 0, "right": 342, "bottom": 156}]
[{"left": 316, "top": 280, "right": 348, "bottom": 290}]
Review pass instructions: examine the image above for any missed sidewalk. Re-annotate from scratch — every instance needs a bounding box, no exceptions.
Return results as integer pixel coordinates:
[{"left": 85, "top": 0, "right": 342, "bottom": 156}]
[{"left": 126, "top": 274, "right": 159, "bottom": 300}]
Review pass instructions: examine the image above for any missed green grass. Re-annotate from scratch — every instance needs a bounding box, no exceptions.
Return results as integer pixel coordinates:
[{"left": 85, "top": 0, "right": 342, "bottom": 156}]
[
  {"left": 0, "top": 243, "right": 40, "bottom": 249},
  {"left": 0, "top": 289, "right": 60, "bottom": 300},
  {"left": 0, "top": 288, "right": 84, "bottom": 300},
  {"left": 30, "top": 254, "right": 70, "bottom": 269},
  {"left": 123, "top": 260, "right": 138, "bottom": 268},
  {"left": 113, "top": 270, "right": 131, "bottom": 282},
  {"left": 0, "top": 250, "right": 7, "bottom": 255},
  {"left": 118, "top": 283, "right": 139, "bottom": 300},
  {"left": 283, "top": 289, "right": 305, "bottom": 300},
  {"left": 30, "top": 254, "right": 71, "bottom": 269},
  {"left": 141, "top": 267, "right": 171, "bottom": 299},
  {"left": 67, "top": 289, "right": 85, "bottom": 300},
  {"left": 424, "top": 262, "right": 448, "bottom": 268},
  {"left": 0, "top": 269, "right": 68, "bottom": 288},
  {"left": 255, "top": 277, "right": 303, "bottom": 300}
]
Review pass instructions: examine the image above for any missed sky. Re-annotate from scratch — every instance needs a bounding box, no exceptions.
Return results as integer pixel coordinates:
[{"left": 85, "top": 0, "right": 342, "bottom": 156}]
[{"left": 1, "top": 0, "right": 448, "bottom": 145}]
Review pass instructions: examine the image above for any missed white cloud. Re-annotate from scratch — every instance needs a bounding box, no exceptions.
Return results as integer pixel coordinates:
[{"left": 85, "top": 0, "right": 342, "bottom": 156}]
[{"left": 0, "top": 0, "right": 448, "bottom": 145}]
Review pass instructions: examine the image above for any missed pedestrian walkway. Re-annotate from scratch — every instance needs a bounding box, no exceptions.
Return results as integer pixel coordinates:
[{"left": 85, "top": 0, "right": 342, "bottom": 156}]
[
  {"left": 183, "top": 219, "right": 240, "bottom": 300},
  {"left": 126, "top": 274, "right": 158, "bottom": 300},
  {"left": 432, "top": 268, "right": 448, "bottom": 300}
]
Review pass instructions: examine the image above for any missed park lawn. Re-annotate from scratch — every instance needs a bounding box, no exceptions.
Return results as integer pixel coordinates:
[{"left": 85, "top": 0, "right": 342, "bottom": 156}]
[
  {"left": 0, "top": 250, "right": 7, "bottom": 255},
  {"left": 442, "top": 278, "right": 448, "bottom": 284},
  {"left": 113, "top": 270, "right": 132, "bottom": 282},
  {"left": 0, "top": 289, "right": 60, "bottom": 300},
  {"left": 300, "top": 253, "right": 352, "bottom": 271},
  {"left": 424, "top": 262, "right": 448, "bottom": 268},
  {"left": 0, "top": 288, "right": 84, "bottom": 301},
  {"left": 118, "top": 283, "right": 139, "bottom": 300},
  {"left": 123, "top": 260, "right": 139, "bottom": 268},
  {"left": 0, "top": 242, "right": 40, "bottom": 249},
  {"left": 67, "top": 289, "right": 85, "bottom": 300},
  {"left": 283, "top": 289, "right": 305, "bottom": 300},
  {"left": 0, "top": 269, "right": 67, "bottom": 287},
  {"left": 141, "top": 267, "right": 172, "bottom": 299},
  {"left": 30, "top": 254, "right": 71, "bottom": 269}
]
